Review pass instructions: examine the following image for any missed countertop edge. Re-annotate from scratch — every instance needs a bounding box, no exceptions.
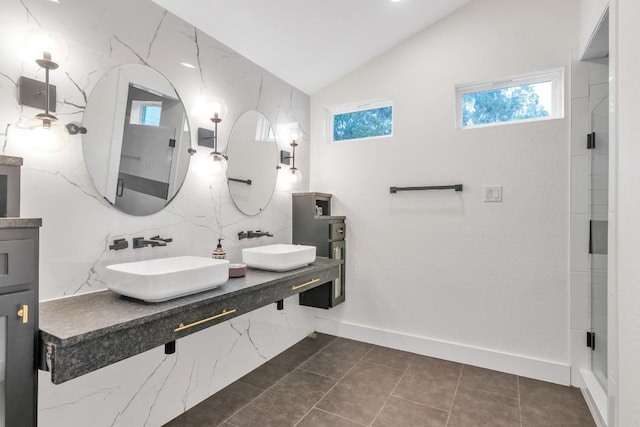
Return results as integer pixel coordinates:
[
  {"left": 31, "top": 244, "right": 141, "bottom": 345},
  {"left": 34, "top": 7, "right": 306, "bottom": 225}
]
[{"left": 0, "top": 218, "right": 43, "bottom": 228}]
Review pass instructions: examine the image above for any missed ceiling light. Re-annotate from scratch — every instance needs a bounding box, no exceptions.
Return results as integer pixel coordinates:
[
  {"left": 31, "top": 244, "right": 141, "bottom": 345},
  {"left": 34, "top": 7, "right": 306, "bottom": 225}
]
[{"left": 180, "top": 62, "right": 196, "bottom": 69}]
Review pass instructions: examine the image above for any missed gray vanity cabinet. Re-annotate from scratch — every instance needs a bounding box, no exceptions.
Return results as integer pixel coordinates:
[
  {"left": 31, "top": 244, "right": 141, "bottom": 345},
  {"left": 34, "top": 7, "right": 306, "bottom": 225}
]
[
  {"left": 0, "top": 223, "right": 40, "bottom": 427},
  {"left": 293, "top": 193, "right": 346, "bottom": 308}
]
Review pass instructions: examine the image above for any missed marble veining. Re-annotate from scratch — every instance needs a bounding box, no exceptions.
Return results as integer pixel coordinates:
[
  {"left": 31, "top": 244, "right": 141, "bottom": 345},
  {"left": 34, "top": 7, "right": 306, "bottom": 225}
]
[{"left": 0, "top": 0, "right": 311, "bottom": 424}]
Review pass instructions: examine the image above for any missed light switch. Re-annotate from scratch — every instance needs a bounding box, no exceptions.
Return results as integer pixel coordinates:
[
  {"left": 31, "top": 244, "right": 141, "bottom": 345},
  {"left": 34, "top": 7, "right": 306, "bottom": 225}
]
[{"left": 483, "top": 185, "right": 502, "bottom": 202}]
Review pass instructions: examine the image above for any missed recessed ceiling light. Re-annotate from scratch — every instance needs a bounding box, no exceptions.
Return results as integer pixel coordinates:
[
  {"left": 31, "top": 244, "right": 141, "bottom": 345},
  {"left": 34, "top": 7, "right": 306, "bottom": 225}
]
[
  {"left": 390, "top": 0, "right": 401, "bottom": 2},
  {"left": 180, "top": 62, "right": 196, "bottom": 69}
]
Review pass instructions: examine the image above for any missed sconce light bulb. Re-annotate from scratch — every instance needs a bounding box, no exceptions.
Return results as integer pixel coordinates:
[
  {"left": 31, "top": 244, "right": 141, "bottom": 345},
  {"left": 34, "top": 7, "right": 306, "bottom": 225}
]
[
  {"left": 210, "top": 152, "right": 228, "bottom": 174},
  {"left": 29, "top": 118, "right": 69, "bottom": 153},
  {"left": 23, "top": 27, "right": 68, "bottom": 65},
  {"left": 289, "top": 167, "right": 302, "bottom": 184}
]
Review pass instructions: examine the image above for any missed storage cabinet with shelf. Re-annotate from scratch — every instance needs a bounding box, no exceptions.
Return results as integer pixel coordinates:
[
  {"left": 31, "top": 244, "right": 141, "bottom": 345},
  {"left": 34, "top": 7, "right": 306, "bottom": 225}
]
[{"left": 293, "top": 192, "right": 345, "bottom": 309}]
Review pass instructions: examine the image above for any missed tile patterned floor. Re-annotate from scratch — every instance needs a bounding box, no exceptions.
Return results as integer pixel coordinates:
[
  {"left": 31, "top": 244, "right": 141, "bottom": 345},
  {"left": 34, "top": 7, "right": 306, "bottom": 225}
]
[{"left": 164, "top": 333, "right": 595, "bottom": 427}]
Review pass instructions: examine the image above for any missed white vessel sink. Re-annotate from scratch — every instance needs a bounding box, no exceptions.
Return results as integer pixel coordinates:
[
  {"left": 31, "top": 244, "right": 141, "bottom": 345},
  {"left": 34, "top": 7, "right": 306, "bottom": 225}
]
[
  {"left": 106, "top": 256, "right": 229, "bottom": 302},
  {"left": 242, "top": 244, "right": 316, "bottom": 272}
]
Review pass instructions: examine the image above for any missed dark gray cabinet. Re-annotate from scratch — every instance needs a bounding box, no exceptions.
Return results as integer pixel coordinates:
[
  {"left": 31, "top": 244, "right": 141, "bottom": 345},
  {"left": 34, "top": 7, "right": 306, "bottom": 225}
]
[
  {"left": 0, "top": 223, "right": 40, "bottom": 427},
  {"left": 293, "top": 193, "right": 345, "bottom": 308}
]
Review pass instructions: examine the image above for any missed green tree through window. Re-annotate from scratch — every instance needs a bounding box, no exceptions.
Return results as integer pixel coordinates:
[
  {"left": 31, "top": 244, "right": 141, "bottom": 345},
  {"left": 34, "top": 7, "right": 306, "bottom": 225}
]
[
  {"left": 333, "top": 106, "right": 392, "bottom": 142},
  {"left": 462, "top": 83, "right": 550, "bottom": 127}
]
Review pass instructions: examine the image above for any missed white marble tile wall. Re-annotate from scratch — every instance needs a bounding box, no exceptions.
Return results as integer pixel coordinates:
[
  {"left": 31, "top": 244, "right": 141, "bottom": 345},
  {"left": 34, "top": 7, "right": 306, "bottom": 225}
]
[{"left": 0, "top": 0, "right": 313, "bottom": 425}]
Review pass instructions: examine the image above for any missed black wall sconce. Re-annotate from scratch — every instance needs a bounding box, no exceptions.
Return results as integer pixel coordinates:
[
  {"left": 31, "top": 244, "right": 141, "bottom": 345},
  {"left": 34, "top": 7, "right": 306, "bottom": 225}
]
[
  {"left": 280, "top": 130, "right": 302, "bottom": 183},
  {"left": 18, "top": 28, "right": 70, "bottom": 152},
  {"left": 197, "top": 110, "right": 227, "bottom": 173}
]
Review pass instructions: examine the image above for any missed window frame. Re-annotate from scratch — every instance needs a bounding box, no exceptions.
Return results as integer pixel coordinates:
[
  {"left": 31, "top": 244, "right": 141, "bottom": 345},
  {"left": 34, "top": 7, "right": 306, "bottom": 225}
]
[
  {"left": 326, "top": 99, "right": 394, "bottom": 143},
  {"left": 455, "top": 68, "right": 565, "bottom": 129}
]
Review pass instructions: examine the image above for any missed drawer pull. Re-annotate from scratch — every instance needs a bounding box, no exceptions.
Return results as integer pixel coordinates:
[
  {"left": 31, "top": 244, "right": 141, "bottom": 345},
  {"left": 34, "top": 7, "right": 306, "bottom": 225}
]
[
  {"left": 292, "top": 278, "right": 320, "bottom": 291},
  {"left": 174, "top": 308, "right": 236, "bottom": 332},
  {"left": 17, "top": 304, "right": 29, "bottom": 324}
]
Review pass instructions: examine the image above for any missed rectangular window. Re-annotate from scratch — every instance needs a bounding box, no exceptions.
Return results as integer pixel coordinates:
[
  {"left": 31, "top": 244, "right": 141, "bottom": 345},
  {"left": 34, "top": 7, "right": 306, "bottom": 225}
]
[
  {"left": 327, "top": 100, "right": 393, "bottom": 142},
  {"left": 130, "top": 100, "right": 163, "bottom": 127},
  {"left": 455, "top": 68, "right": 564, "bottom": 129}
]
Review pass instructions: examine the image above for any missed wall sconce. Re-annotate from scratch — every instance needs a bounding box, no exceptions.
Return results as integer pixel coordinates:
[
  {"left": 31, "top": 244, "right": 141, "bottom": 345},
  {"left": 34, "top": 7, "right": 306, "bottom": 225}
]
[
  {"left": 280, "top": 130, "right": 302, "bottom": 183},
  {"left": 19, "top": 28, "right": 69, "bottom": 152},
  {"left": 196, "top": 100, "right": 228, "bottom": 174}
]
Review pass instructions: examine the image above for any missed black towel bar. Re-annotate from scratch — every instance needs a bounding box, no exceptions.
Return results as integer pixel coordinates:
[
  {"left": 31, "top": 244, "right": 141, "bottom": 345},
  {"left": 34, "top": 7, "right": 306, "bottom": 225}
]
[
  {"left": 389, "top": 184, "right": 463, "bottom": 193},
  {"left": 228, "top": 177, "right": 252, "bottom": 185}
]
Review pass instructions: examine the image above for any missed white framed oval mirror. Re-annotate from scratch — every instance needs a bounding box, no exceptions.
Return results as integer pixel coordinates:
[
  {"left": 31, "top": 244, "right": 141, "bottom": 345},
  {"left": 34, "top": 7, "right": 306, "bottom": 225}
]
[
  {"left": 82, "top": 64, "right": 191, "bottom": 216},
  {"left": 226, "top": 111, "right": 278, "bottom": 215}
]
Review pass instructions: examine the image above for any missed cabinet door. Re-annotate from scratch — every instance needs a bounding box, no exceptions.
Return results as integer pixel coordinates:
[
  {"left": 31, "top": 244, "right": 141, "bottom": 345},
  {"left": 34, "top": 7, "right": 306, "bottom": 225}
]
[
  {"left": 331, "top": 240, "right": 345, "bottom": 305},
  {"left": 0, "top": 290, "right": 36, "bottom": 427}
]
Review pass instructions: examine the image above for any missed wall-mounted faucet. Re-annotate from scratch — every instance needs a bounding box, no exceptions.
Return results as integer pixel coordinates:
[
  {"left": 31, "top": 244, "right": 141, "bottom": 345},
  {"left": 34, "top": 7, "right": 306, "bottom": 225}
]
[
  {"left": 238, "top": 230, "right": 273, "bottom": 240},
  {"left": 248, "top": 230, "right": 273, "bottom": 238},
  {"left": 133, "top": 236, "right": 172, "bottom": 249},
  {"left": 109, "top": 238, "right": 128, "bottom": 251}
]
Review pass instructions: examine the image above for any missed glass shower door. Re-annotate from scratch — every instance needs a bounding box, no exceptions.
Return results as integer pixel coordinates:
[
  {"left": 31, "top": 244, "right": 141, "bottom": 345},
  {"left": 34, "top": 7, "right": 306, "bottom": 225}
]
[{"left": 588, "top": 60, "right": 609, "bottom": 390}]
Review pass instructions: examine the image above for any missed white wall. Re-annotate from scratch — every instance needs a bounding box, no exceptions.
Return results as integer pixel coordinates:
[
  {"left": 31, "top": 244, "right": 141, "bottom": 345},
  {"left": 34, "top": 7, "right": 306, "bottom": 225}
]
[
  {"left": 310, "top": 0, "right": 579, "bottom": 384},
  {"left": 0, "top": 0, "right": 312, "bottom": 425},
  {"left": 580, "top": 0, "right": 609, "bottom": 56},
  {"left": 612, "top": 0, "right": 640, "bottom": 424}
]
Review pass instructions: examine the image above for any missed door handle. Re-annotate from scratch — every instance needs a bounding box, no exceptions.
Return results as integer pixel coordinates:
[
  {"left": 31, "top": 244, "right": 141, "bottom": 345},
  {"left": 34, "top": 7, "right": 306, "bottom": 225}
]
[
  {"left": 117, "top": 178, "right": 124, "bottom": 197},
  {"left": 17, "top": 304, "right": 28, "bottom": 324}
]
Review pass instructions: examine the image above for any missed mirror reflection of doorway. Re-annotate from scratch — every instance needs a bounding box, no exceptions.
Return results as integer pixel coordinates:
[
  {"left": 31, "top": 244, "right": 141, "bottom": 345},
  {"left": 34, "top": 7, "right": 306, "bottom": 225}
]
[{"left": 116, "top": 84, "right": 183, "bottom": 216}]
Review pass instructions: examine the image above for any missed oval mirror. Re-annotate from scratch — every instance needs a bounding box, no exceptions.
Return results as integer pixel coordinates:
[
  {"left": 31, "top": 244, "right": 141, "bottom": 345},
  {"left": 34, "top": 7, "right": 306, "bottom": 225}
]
[
  {"left": 226, "top": 111, "right": 278, "bottom": 215},
  {"left": 82, "top": 64, "right": 191, "bottom": 216}
]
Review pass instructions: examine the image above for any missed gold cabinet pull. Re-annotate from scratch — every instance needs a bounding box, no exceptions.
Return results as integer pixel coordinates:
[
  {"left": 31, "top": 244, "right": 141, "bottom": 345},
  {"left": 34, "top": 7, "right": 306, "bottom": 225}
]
[
  {"left": 17, "top": 304, "right": 29, "bottom": 324},
  {"left": 174, "top": 308, "right": 236, "bottom": 332},
  {"left": 291, "top": 278, "right": 320, "bottom": 291}
]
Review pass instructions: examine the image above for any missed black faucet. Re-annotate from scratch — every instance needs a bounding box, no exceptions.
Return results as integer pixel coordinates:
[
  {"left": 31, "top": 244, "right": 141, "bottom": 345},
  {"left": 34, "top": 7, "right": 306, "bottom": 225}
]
[
  {"left": 109, "top": 238, "right": 129, "bottom": 251},
  {"left": 247, "top": 230, "right": 273, "bottom": 238},
  {"left": 238, "top": 230, "right": 273, "bottom": 240},
  {"left": 132, "top": 236, "right": 171, "bottom": 249}
]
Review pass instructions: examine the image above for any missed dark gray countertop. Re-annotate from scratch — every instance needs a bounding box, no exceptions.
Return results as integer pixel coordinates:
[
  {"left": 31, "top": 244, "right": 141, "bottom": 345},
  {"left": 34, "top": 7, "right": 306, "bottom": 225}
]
[
  {"left": 0, "top": 218, "right": 42, "bottom": 228},
  {"left": 40, "top": 257, "right": 339, "bottom": 346},
  {"left": 39, "top": 257, "right": 342, "bottom": 384},
  {"left": 0, "top": 155, "right": 23, "bottom": 166}
]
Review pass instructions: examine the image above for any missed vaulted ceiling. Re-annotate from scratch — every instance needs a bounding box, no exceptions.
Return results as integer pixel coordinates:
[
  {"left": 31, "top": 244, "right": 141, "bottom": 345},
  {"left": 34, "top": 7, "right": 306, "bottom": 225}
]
[{"left": 152, "top": 0, "right": 471, "bottom": 95}]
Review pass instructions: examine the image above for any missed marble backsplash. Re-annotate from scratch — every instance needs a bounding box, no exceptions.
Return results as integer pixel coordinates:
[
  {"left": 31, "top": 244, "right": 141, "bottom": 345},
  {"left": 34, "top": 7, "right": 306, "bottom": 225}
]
[{"left": 0, "top": 0, "right": 314, "bottom": 425}]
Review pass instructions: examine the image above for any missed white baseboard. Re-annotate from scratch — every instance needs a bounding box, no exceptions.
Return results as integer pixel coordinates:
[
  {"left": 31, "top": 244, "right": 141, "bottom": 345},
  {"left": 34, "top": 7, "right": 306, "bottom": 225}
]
[
  {"left": 580, "top": 369, "right": 608, "bottom": 427},
  {"left": 315, "top": 317, "right": 571, "bottom": 385}
]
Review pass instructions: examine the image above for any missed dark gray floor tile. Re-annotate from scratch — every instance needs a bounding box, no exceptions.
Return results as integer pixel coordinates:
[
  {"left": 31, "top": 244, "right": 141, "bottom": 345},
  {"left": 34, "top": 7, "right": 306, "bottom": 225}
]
[
  {"left": 297, "top": 408, "right": 364, "bottom": 427},
  {"left": 372, "top": 396, "right": 448, "bottom": 427},
  {"left": 363, "top": 346, "right": 416, "bottom": 371},
  {"left": 519, "top": 377, "right": 587, "bottom": 408},
  {"left": 316, "top": 361, "right": 404, "bottom": 425},
  {"left": 519, "top": 377, "right": 595, "bottom": 427},
  {"left": 392, "top": 355, "right": 462, "bottom": 411},
  {"left": 459, "top": 365, "right": 519, "bottom": 398},
  {"left": 300, "top": 337, "right": 373, "bottom": 379},
  {"left": 229, "top": 369, "right": 337, "bottom": 427},
  {"left": 163, "top": 381, "right": 262, "bottom": 427},
  {"left": 239, "top": 334, "right": 335, "bottom": 390},
  {"left": 448, "top": 385, "right": 520, "bottom": 427},
  {"left": 521, "top": 403, "right": 596, "bottom": 427}
]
